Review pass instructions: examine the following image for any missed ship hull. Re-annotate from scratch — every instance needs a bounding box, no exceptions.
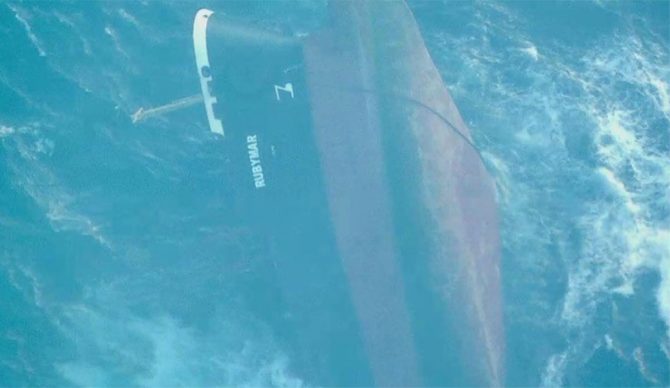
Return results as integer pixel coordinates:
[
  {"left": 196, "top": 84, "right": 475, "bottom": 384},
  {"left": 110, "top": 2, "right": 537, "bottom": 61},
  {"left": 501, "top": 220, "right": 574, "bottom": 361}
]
[{"left": 194, "top": 2, "right": 503, "bottom": 385}]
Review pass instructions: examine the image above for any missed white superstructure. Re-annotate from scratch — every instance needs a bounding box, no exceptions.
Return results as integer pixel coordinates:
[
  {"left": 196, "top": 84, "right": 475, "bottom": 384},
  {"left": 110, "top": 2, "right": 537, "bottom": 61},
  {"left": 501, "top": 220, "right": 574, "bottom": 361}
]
[{"left": 193, "top": 9, "right": 224, "bottom": 136}]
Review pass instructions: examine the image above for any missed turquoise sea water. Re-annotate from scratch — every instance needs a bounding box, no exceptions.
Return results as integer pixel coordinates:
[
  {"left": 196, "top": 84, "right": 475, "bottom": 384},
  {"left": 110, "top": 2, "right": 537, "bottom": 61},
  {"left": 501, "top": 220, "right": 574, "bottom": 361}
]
[{"left": 1, "top": 1, "right": 669, "bottom": 386}]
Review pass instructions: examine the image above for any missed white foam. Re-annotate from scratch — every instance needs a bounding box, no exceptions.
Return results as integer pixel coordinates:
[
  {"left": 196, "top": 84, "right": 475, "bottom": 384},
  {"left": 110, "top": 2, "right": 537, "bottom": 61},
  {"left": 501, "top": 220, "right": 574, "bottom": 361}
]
[
  {"left": 118, "top": 9, "right": 140, "bottom": 30},
  {"left": 540, "top": 351, "right": 567, "bottom": 387},
  {"left": 646, "top": 73, "right": 670, "bottom": 119},
  {"left": 520, "top": 43, "right": 539, "bottom": 61},
  {"left": 0, "top": 125, "right": 14, "bottom": 138},
  {"left": 104, "top": 25, "right": 129, "bottom": 60},
  {"left": 4, "top": 262, "right": 46, "bottom": 309},
  {"left": 555, "top": 30, "right": 670, "bottom": 349},
  {"left": 53, "top": 298, "right": 304, "bottom": 387},
  {"left": 52, "top": 11, "right": 75, "bottom": 29},
  {"left": 480, "top": 151, "right": 511, "bottom": 202},
  {"left": 52, "top": 11, "right": 92, "bottom": 56},
  {"left": 6, "top": 130, "right": 111, "bottom": 247},
  {"left": 658, "top": 256, "right": 670, "bottom": 340},
  {"left": 593, "top": 107, "right": 670, "bottom": 320},
  {"left": 437, "top": 4, "right": 670, "bottom": 378},
  {"left": 603, "top": 334, "right": 627, "bottom": 359},
  {"left": 44, "top": 200, "right": 109, "bottom": 247},
  {"left": 561, "top": 104, "right": 670, "bottom": 329},
  {"left": 57, "top": 363, "right": 109, "bottom": 387},
  {"left": 604, "top": 334, "right": 614, "bottom": 349},
  {"left": 7, "top": 5, "right": 46, "bottom": 57},
  {"left": 661, "top": 339, "right": 670, "bottom": 362},
  {"left": 633, "top": 347, "right": 660, "bottom": 384}
]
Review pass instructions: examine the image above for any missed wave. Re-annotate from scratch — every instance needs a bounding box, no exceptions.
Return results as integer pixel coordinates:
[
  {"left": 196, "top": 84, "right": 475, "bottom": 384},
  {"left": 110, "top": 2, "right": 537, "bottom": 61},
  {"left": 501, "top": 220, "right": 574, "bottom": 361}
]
[
  {"left": 2, "top": 257, "right": 304, "bottom": 387},
  {"left": 519, "top": 42, "right": 540, "bottom": 61},
  {"left": 2, "top": 124, "right": 110, "bottom": 247},
  {"left": 421, "top": 1, "right": 669, "bottom": 384},
  {"left": 55, "top": 306, "right": 304, "bottom": 387},
  {"left": 549, "top": 29, "right": 669, "bottom": 388},
  {"left": 540, "top": 350, "right": 569, "bottom": 387},
  {"left": 569, "top": 33, "right": 670, "bottom": 331},
  {"left": 0, "top": 125, "right": 15, "bottom": 138},
  {"left": 7, "top": 4, "right": 46, "bottom": 57}
]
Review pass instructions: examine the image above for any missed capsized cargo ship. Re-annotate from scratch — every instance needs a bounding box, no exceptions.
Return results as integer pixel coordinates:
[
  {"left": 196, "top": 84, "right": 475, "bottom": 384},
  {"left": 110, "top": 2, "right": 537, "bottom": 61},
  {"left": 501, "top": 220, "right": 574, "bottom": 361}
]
[{"left": 190, "top": 1, "right": 504, "bottom": 386}]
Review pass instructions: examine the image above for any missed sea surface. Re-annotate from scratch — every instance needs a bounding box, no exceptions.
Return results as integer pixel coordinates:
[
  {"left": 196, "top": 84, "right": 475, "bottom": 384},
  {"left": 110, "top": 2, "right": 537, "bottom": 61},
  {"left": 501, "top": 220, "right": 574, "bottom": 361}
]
[{"left": 1, "top": 1, "right": 669, "bottom": 386}]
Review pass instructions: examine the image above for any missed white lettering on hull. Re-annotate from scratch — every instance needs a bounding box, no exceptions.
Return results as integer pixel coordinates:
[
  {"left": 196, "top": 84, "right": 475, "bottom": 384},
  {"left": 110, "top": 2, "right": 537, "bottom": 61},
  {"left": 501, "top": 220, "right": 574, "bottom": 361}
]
[{"left": 247, "top": 135, "right": 266, "bottom": 188}]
